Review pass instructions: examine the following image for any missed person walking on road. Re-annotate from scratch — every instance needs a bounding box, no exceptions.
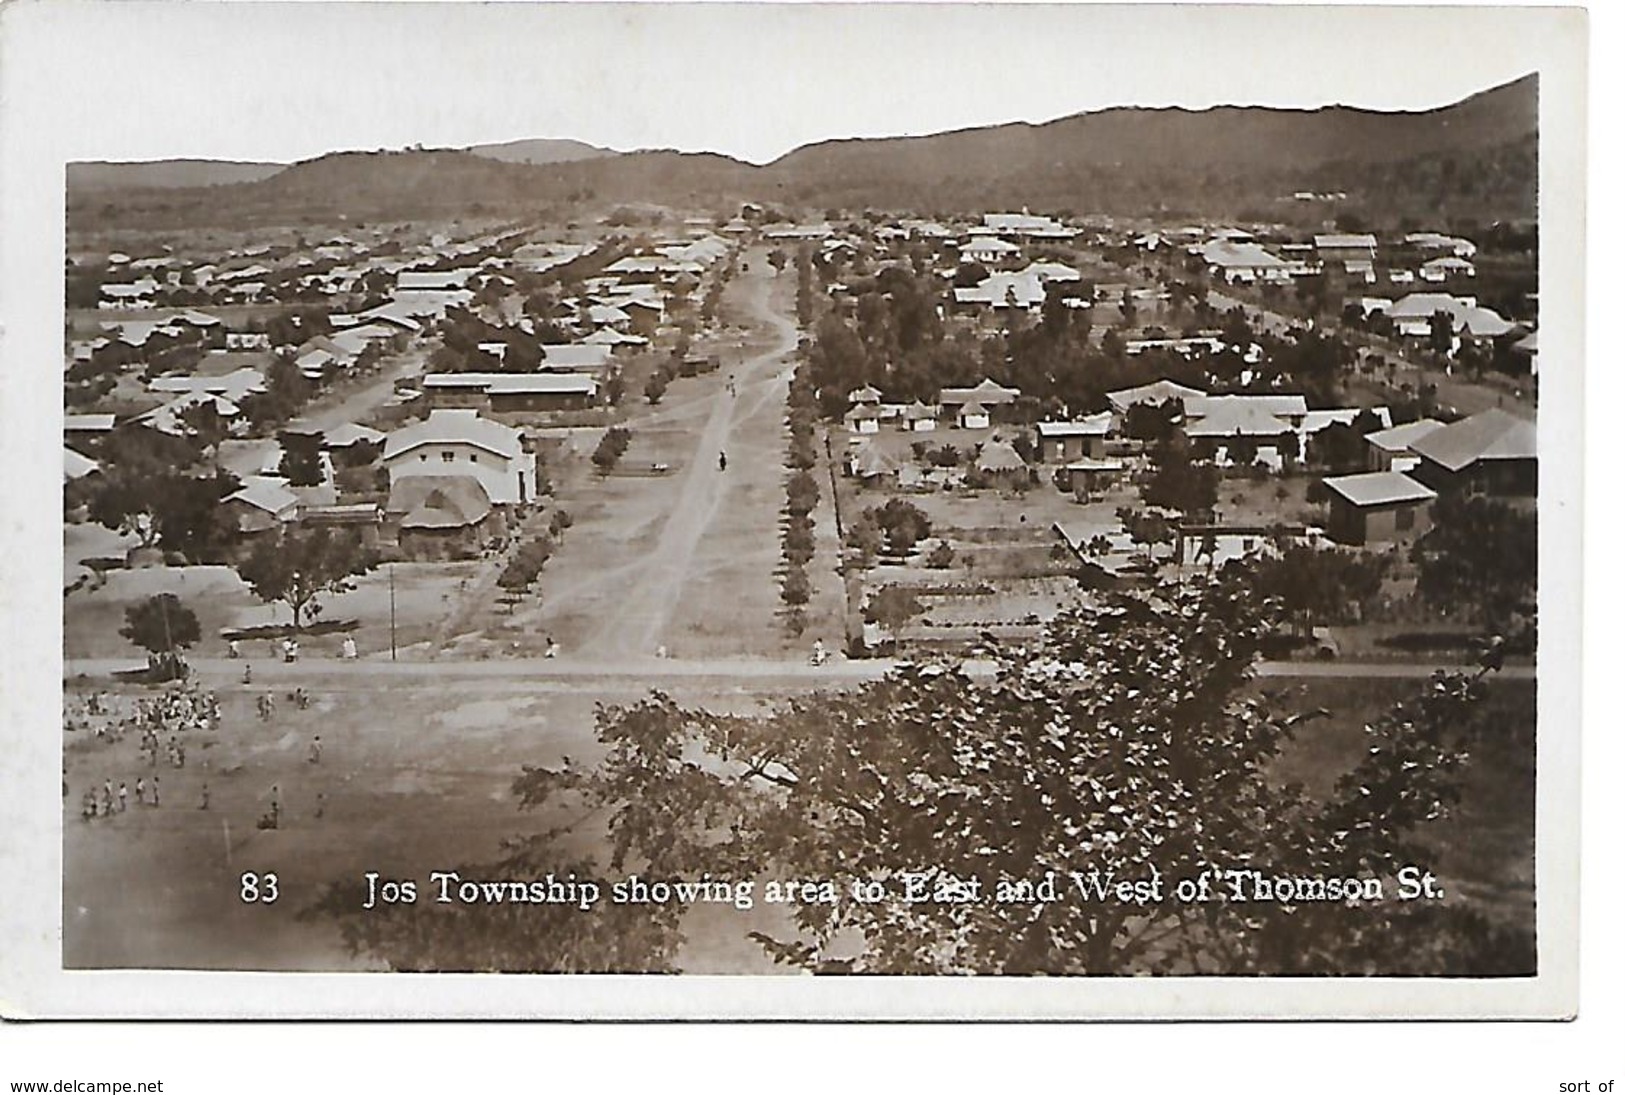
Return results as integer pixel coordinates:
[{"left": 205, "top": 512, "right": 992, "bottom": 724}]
[{"left": 718, "top": 451, "right": 728, "bottom": 471}]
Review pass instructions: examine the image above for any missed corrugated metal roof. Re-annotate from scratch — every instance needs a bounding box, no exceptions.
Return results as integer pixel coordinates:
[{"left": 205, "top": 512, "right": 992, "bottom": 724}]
[
  {"left": 1408, "top": 408, "right": 1536, "bottom": 472},
  {"left": 1323, "top": 471, "right": 1437, "bottom": 508}
]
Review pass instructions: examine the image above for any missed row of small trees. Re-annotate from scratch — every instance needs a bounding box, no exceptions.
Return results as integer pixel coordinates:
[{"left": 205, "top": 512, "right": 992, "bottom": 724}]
[
  {"left": 497, "top": 510, "right": 574, "bottom": 610},
  {"left": 699, "top": 252, "right": 737, "bottom": 325},
  {"left": 779, "top": 367, "right": 821, "bottom": 635}
]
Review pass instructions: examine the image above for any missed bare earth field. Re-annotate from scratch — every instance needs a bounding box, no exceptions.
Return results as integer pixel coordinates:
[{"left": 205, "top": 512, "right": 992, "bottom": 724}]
[
  {"left": 62, "top": 662, "right": 852, "bottom": 972},
  {"left": 60, "top": 661, "right": 1535, "bottom": 972},
  {"left": 517, "top": 254, "right": 818, "bottom": 662}
]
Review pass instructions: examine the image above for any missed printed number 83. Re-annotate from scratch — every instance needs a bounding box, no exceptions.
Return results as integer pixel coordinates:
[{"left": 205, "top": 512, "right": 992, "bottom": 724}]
[{"left": 240, "top": 871, "right": 279, "bottom": 904}]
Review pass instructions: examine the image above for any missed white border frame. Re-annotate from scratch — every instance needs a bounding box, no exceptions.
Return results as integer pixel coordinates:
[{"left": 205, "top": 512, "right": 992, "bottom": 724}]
[{"left": 0, "top": 1, "right": 1586, "bottom": 1020}]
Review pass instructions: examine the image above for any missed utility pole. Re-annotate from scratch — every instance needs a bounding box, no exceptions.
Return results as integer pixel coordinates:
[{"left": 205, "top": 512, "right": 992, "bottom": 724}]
[{"left": 389, "top": 563, "right": 397, "bottom": 661}]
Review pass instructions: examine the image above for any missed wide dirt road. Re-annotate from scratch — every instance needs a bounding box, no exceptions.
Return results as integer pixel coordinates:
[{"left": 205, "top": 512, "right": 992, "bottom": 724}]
[{"left": 575, "top": 254, "right": 799, "bottom": 660}]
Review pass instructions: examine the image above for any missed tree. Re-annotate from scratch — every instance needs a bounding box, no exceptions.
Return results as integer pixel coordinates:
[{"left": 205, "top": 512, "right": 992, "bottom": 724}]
[
  {"left": 502, "top": 335, "right": 543, "bottom": 373},
  {"left": 863, "top": 498, "right": 933, "bottom": 556},
  {"left": 88, "top": 465, "right": 167, "bottom": 548},
  {"left": 1234, "top": 545, "right": 1387, "bottom": 636},
  {"left": 1116, "top": 505, "right": 1176, "bottom": 562},
  {"left": 277, "top": 431, "right": 325, "bottom": 487},
  {"left": 591, "top": 427, "right": 631, "bottom": 472},
  {"left": 863, "top": 585, "right": 924, "bottom": 634},
  {"left": 644, "top": 369, "right": 669, "bottom": 405},
  {"left": 952, "top": 262, "right": 990, "bottom": 289},
  {"left": 238, "top": 528, "right": 375, "bottom": 632},
  {"left": 1123, "top": 400, "right": 1180, "bottom": 444},
  {"left": 313, "top": 572, "right": 1515, "bottom": 975},
  {"left": 89, "top": 462, "right": 239, "bottom": 561},
  {"left": 1142, "top": 435, "right": 1218, "bottom": 519},
  {"left": 1429, "top": 311, "right": 1456, "bottom": 358},
  {"left": 177, "top": 401, "right": 229, "bottom": 452},
  {"left": 1411, "top": 495, "right": 1537, "bottom": 627},
  {"left": 120, "top": 593, "right": 201, "bottom": 658}
]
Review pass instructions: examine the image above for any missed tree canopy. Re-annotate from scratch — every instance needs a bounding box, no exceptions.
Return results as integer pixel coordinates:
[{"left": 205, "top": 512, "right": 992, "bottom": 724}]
[
  {"left": 238, "top": 528, "right": 376, "bottom": 631},
  {"left": 120, "top": 593, "right": 201, "bottom": 656},
  {"left": 313, "top": 570, "right": 1517, "bottom": 976}
]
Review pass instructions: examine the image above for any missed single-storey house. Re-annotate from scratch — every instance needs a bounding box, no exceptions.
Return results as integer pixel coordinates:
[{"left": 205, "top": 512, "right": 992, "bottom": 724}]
[
  {"left": 64, "top": 447, "right": 101, "bottom": 482},
  {"left": 1322, "top": 471, "right": 1437, "bottom": 547},
  {"left": 1201, "top": 241, "right": 1293, "bottom": 285},
  {"left": 956, "top": 401, "right": 991, "bottom": 431},
  {"left": 1364, "top": 418, "right": 1445, "bottom": 473},
  {"left": 902, "top": 401, "right": 938, "bottom": 432},
  {"left": 386, "top": 475, "right": 497, "bottom": 560},
  {"left": 959, "top": 237, "right": 1022, "bottom": 266},
  {"left": 847, "top": 405, "right": 882, "bottom": 434},
  {"left": 974, "top": 439, "right": 1030, "bottom": 486},
  {"left": 939, "top": 379, "right": 1020, "bottom": 423},
  {"left": 222, "top": 477, "right": 301, "bottom": 539},
  {"left": 1036, "top": 414, "right": 1112, "bottom": 462},
  {"left": 1107, "top": 379, "right": 1206, "bottom": 415},
  {"left": 847, "top": 439, "right": 903, "bottom": 483},
  {"left": 1314, "top": 234, "right": 1378, "bottom": 265},
  {"left": 1386, "top": 293, "right": 1514, "bottom": 342},
  {"left": 1182, "top": 394, "right": 1307, "bottom": 469},
  {"left": 1406, "top": 408, "right": 1537, "bottom": 497},
  {"left": 1420, "top": 256, "right": 1476, "bottom": 282},
  {"left": 422, "top": 372, "right": 598, "bottom": 415}
]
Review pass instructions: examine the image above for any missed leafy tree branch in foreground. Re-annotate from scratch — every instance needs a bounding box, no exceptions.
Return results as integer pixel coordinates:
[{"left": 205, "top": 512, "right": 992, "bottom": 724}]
[{"left": 314, "top": 570, "right": 1520, "bottom": 976}]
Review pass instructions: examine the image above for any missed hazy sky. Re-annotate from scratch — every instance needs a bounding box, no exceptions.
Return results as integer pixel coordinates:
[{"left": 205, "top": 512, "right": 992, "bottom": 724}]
[{"left": 7, "top": 3, "right": 1568, "bottom": 165}]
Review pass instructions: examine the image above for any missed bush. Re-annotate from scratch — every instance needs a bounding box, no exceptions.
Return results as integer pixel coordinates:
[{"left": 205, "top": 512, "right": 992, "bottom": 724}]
[
  {"left": 785, "top": 471, "right": 820, "bottom": 515},
  {"left": 926, "top": 541, "right": 955, "bottom": 569},
  {"left": 780, "top": 567, "right": 811, "bottom": 606},
  {"left": 863, "top": 497, "right": 933, "bottom": 555},
  {"left": 592, "top": 427, "right": 632, "bottom": 472}
]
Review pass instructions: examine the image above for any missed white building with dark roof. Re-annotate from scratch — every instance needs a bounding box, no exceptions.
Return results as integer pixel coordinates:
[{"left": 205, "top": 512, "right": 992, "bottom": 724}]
[{"left": 382, "top": 408, "right": 536, "bottom": 505}]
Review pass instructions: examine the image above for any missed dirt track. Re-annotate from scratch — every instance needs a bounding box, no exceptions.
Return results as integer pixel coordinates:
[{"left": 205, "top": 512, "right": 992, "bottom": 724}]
[{"left": 575, "top": 254, "right": 800, "bottom": 659}]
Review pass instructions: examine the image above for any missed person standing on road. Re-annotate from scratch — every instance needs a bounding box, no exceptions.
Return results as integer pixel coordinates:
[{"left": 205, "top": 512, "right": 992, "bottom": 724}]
[
  {"left": 117, "top": 782, "right": 128, "bottom": 813},
  {"left": 309, "top": 735, "right": 322, "bottom": 765},
  {"left": 199, "top": 783, "right": 210, "bottom": 810},
  {"left": 150, "top": 776, "right": 160, "bottom": 807},
  {"left": 718, "top": 451, "right": 727, "bottom": 471}
]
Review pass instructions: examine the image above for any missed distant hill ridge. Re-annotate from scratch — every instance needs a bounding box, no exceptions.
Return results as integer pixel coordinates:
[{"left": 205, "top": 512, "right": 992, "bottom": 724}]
[
  {"left": 67, "top": 74, "right": 1537, "bottom": 225},
  {"left": 68, "top": 159, "right": 287, "bottom": 190},
  {"left": 465, "top": 138, "right": 617, "bottom": 165}
]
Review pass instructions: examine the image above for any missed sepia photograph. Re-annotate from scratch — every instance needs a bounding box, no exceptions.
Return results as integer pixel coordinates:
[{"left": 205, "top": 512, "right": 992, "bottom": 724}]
[{"left": 0, "top": 0, "right": 1590, "bottom": 1023}]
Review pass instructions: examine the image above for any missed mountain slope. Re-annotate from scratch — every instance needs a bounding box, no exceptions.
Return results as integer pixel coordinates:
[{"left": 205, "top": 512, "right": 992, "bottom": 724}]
[
  {"left": 760, "top": 74, "right": 1537, "bottom": 215},
  {"left": 66, "top": 75, "right": 1538, "bottom": 229}
]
